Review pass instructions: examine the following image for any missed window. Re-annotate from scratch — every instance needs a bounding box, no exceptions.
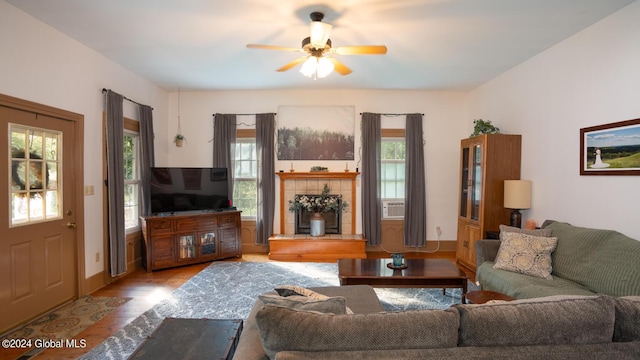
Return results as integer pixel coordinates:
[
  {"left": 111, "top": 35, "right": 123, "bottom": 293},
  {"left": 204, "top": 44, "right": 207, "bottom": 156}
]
[
  {"left": 123, "top": 119, "right": 140, "bottom": 230},
  {"left": 381, "top": 133, "right": 406, "bottom": 200},
  {"left": 233, "top": 135, "right": 257, "bottom": 217},
  {"left": 10, "top": 125, "right": 62, "bottom": 226}
]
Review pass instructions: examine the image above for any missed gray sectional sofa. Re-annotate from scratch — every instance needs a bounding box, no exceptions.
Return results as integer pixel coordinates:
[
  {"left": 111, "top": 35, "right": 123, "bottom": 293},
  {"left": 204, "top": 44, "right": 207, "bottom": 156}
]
[
  {"left": 476, "top": 220, "right": 640, "bottom": 299},
  {"left": 233, "top": 284, "right": 640, "bottom": 359}
]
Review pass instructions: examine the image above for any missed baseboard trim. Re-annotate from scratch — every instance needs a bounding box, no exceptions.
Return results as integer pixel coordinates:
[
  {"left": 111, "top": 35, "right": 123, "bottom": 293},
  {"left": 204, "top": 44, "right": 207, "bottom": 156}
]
[{"left": 84, "top": 270, "right": 106, "bottom": 295}]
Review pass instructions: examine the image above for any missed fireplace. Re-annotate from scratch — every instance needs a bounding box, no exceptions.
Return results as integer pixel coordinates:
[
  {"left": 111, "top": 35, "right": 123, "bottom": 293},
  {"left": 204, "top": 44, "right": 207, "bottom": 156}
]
[
  {"left": 276, "top": 172, "right": 359, "bottom": 235},
  {"left": 294, "top": 196, "right": 342, "bottom": 234}
]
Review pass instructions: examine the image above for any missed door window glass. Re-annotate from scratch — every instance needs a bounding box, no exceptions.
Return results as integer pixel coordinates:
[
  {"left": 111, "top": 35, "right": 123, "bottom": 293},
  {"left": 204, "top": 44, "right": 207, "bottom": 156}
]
[{"left": 10, "top": 124, "right": 62, "bottom": 226}]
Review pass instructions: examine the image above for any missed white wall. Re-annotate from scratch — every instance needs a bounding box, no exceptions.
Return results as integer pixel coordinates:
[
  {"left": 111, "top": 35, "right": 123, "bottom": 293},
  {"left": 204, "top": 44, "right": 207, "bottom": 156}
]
[
  {"left": 1, "top": 1, "right": 169, "bottom": 277},
  {"left": 469, "top": 1, "right": 640, "bottom": 240},
  {"left": 161, "top": 90, "right": 470, "bottom": 241}
]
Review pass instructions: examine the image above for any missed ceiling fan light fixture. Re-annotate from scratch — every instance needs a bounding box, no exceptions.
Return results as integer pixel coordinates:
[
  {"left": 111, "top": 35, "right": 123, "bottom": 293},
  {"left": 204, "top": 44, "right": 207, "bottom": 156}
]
[
  {"left": 300, "top": 56, "right": 318, "bottom": 77},
  {"left": 299, "top": 56, "right": 334, "bottom": 78},
  {"left": 316, "top": 57, "right": 335, "bottom": 78},
  {"left": 247, "top": 11, "right": 383, "bottom": 78},
  {"left": 309, "top": 21, "right": 332, "bottom": 48}
]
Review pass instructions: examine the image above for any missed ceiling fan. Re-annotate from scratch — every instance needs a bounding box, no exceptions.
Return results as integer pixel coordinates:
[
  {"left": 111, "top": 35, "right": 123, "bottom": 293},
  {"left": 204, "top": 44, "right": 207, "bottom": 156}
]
[{"left": 247, "top": 12, "right": 387, "bottom": 79}]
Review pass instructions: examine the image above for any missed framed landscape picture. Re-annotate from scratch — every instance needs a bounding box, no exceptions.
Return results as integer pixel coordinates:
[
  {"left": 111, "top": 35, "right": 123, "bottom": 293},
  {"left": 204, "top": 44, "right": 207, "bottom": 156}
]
[
  {"left": 580, "top": 118, "right": 640, "bottom": 175},
  {"left": 277, "top": 105, "right": 355, "bottom": 160}
]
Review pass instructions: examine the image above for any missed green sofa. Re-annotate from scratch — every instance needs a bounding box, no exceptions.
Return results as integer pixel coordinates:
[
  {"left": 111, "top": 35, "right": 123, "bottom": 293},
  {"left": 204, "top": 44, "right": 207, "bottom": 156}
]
[{"left": 476, "top": 220, "right": 640, "bottom": 299}]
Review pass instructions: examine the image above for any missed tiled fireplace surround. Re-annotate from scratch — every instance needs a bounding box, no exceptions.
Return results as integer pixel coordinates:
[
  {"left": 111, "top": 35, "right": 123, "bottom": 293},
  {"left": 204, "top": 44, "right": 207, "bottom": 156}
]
[{"left": 277, "top": 172, "right": 359, "bottom": 235}]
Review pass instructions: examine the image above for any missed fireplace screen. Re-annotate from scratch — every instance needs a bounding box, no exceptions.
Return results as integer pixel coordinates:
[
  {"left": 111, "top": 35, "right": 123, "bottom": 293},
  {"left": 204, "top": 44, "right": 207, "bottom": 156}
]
[{"left": 294, "top": 197, "right": 342, "bottom": 234}]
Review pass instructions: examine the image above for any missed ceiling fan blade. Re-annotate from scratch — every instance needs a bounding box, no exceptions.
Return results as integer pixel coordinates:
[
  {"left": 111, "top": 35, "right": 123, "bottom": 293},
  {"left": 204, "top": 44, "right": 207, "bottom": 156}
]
[
  {"left": 333, "top": 45, "right": 388, "bottom": 55},
  {"left": 328, "top": 58, "right": 352, "bottom": 75},
  {"left": 277, "top": 57, "right": 308, "bottom": 72},
  {"left": 247, "top": 44, "right": 301, "bottom": 52}
]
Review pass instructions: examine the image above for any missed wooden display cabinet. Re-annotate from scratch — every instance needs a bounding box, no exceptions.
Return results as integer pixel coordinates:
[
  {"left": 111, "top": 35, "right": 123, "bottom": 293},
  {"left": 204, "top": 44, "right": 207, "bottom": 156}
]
[
  {"left": 456, "top": 134, "right": 521, "bottom": 271},
  {"left": 140, "top": 211, "right": 242, "bottom": 272}
]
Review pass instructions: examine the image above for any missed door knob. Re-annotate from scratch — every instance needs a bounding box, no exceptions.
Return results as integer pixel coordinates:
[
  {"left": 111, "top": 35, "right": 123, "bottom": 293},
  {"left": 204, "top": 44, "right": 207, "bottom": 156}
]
[{"left": 66, "top": 221, "right": 77, "bottom": 229}]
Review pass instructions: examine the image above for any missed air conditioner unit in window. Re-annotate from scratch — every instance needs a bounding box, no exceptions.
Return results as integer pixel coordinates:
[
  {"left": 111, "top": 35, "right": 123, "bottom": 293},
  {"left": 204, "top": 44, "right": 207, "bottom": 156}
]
[{"left": 382, "top": 200, "right": 405, "bottom": 219}]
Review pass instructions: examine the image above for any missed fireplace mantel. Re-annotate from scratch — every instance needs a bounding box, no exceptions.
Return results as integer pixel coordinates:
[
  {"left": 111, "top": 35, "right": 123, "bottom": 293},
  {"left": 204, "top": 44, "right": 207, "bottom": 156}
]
[
  {"left": 276, "top": 171, "right": 360, "bottom": 234},
  {"left": 277, "top": 172, "right": 360, "bottom": 180}
]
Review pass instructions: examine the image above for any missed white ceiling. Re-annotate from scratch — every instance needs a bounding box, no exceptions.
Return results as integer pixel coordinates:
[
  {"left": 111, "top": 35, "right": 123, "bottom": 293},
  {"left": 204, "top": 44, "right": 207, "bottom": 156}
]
[{"left": 7, "top": 0, "right": 635, "bottom": 91}]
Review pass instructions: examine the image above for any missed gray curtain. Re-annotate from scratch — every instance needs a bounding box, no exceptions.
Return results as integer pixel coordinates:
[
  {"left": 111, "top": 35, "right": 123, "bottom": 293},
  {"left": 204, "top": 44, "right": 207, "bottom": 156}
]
[
  {"left": 361, "top": 112, "right": 382, "bottom": 246},
  {"left": 404, "top": 113, "right": 426, "bottom": 247},
  {"left": 105, "top": 90, "right": 126, "bottom": 277},
  {"left": 212, "top": 113, "right": 237, "bottom": 199},
  {"left": 138, "top": 105, "right": 155, "bottom": 216},
  {"left": 256, "top": 113, "right": 275, "bottom": 244}
]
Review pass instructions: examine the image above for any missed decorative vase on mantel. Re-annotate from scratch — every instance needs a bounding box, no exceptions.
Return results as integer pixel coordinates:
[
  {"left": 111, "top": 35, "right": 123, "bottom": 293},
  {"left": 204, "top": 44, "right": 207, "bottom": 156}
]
[{"left": 309, "top": 212, "right": 326, "bottom": 237}]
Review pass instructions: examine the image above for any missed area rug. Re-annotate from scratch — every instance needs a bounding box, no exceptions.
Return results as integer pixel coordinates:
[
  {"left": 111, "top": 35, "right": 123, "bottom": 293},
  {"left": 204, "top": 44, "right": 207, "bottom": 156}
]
[
  {"left": 1, "top": 296, "right": 130, "bottom": 359},
  {"left": 81, "top": 261, "right": 476, "bottom": 360}
]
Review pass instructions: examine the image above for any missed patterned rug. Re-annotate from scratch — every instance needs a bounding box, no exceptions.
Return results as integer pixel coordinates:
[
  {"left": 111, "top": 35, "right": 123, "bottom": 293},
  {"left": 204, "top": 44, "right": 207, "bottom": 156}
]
[
  {"left": 81, "top": 261, "right": 477, "bottom": 360},
  {"left": 1, "top": 296, "right": 130, "bottom": 359}
]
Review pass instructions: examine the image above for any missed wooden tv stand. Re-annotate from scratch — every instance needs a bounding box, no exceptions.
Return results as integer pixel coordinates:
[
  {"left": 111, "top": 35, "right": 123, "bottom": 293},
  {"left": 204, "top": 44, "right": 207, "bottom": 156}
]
[{"left": 140, "top": 210, "right": 242, "bottom": 272}]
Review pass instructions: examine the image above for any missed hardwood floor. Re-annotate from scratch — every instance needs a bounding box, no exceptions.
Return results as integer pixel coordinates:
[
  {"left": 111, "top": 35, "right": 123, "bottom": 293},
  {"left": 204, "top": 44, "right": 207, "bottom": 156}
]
[{"left": 1, "top": 253, "right": 472, "bottom": 360}]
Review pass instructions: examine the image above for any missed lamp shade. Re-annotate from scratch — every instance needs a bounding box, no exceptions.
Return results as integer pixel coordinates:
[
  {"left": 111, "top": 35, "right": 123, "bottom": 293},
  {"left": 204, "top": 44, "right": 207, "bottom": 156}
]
[{"left": 504, "top": 180, "right": 531, "bottom": 209}]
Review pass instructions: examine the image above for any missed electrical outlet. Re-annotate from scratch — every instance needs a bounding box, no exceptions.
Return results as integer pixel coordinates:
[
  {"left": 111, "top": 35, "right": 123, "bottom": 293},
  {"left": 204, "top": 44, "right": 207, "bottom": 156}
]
[
  {"left": 436, "top": 226, "right": 442, "bottom": 237},
  {"left": 95, "top": 252, "right": 100, "bottom": 262}
]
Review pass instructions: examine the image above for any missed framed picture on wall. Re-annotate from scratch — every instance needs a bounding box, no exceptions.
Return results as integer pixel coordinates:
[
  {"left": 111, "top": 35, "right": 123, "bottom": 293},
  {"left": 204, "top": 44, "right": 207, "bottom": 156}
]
[
  {"left": 580, "top": 118, "right": 640, "bottom": 175},
  {"left": 277, "top": 105, "right": 355, "bottom": 160}
]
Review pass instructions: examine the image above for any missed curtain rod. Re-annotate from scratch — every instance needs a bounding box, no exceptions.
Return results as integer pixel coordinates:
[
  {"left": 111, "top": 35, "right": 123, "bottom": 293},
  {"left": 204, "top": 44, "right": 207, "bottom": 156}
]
[
  {"left": 102, "top": 88, "right": 153, "bottom": 110},
  {"left": 212, "top": 113, "right": 276, "bottom": 116},
  {"left": 360, "top": 112, "right": 424, "bottom": 116}
]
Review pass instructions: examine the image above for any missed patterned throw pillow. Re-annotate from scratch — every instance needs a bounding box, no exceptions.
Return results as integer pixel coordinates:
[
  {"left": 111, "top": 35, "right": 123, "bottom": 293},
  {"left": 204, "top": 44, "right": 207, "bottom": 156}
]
[
  {"left": 274, "top": 285, "right": 354, "bottom": 314},
  {"left": 493, "top": 232, "right": 558, "bottom": 280},
  {"left": 259, "top": 294, "right": 348, "bottom": 314},
  {"left": 275, "top": 285, "right": 330, "bottom": 299}
]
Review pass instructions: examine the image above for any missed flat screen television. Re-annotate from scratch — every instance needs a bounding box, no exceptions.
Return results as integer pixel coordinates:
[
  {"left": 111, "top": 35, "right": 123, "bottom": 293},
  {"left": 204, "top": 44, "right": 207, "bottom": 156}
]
[{"left": 149, "top": 167, "right": 230, "bottom": 214}]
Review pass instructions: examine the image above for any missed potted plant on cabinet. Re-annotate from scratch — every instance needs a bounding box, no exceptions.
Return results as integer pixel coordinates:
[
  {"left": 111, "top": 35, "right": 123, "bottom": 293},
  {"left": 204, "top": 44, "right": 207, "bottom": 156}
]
[{"left": 470, "top": 119, "right": 500, "bottom": 138}]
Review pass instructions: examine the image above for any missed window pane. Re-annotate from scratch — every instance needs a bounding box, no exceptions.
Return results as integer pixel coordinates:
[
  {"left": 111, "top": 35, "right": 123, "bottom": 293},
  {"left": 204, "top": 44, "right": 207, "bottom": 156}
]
[
  {"left": 124, "top": 183, "right": 139, "bottom": 229},
  {"left": 396, "top": 141, "right": 406, "bottom": 160},
  {"left": 45, "top": 133, "right": 58, "bottom": 160},
  {"left": 233, "top": 179, "right": 257, "bottom": 216},
  {"left": 124, "top": 134, "right": 135, "bottom": 180},
  {"left": 381, "top": 138, "right": 406, "bottom": 200},
  {"left": 10, "top": 124, "right": 62, "bottom": 226},
  {"left": 46, "top": 162, "right": 58, "bottom": 190},
  {"left": 396, "top": 163, "right": 405, "bottom": 180},
  {"left": 234, "top": 139, "right": 258, "bottom": 217},
  {"left": 123, "top": 131, "right": 140, "bottom": 230},
  {"left": 29, "top": 193, "right": 44, "bottom": 221},
  {"left": 46, "top": 191, "right": 60, "bottom": 217},
  {"left": 29, "top": 130, "right": 43, "bottom": 159}
]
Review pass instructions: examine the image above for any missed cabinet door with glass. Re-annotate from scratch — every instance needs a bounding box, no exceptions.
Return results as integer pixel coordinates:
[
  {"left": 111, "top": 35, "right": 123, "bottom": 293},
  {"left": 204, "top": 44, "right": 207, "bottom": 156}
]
[
  {"left": 199, "top": 230, "right": 218, "bottom": 258},
  {"left": 177, "top": 233, "right": 197, "bottom": 262},
  {"left": 459, "top": 138, "right": 483, "bottom": 223}
]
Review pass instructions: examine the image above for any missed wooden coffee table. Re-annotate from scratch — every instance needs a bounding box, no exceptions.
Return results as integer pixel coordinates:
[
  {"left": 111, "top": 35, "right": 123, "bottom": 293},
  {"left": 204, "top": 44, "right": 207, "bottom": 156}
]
[{"left": 338, "top": 258, "right": 469, "bottom": 303}]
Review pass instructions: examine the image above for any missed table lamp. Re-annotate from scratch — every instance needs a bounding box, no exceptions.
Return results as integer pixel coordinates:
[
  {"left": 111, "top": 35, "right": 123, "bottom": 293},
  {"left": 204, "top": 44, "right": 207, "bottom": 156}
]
[{"left": 504, "top": 180, "right": 531, "bottom": 228}]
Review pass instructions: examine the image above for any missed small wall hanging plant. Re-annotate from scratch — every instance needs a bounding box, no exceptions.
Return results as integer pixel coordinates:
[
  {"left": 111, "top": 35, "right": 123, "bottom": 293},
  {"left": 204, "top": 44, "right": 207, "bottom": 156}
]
[
  {"left": 174, "top": 133, "right": 185, "bottom": 147},
  {"left": 470, "top": 119, "right": 501, "bottom": 138}
]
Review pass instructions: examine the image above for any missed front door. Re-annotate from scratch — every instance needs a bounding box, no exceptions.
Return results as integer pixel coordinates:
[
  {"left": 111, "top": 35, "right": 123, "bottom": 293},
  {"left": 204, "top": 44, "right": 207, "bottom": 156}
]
[{"left": 0, "top": 98, "right": 81, "bottom": 333}]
